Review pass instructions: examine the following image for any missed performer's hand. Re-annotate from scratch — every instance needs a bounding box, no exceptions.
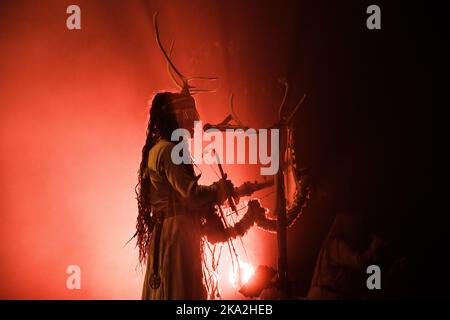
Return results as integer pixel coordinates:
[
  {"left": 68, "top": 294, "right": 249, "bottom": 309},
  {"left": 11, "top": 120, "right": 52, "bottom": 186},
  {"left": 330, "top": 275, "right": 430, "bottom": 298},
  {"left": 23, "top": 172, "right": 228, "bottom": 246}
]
[
  {"left": 246, "top": 199, "right": 267, "bottom": 221},
  {"left": 214, "top": 178, "right": 234, "bottom": 205}
]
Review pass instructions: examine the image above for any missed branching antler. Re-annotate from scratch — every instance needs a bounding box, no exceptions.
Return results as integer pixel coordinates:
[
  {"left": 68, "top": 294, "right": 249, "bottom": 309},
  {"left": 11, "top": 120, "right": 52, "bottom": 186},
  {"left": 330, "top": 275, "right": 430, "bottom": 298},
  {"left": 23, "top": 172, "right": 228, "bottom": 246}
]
[
  {"left": 276, "top": 78, "right": 307, "bottom": 124},
  {"left": 285, "top": 93, "right": 306, "bottom": 123},
  {"left": 153, "top": 12, "right": 187, "bottom": 91},
  {"left": 153, "top": 12, "right": 217, "bottom": 95},
  {"left": 277, "top": 78, "right": 289, "bottom": 121},
  {"left": 166, "top": 41, "right": 183, "bottom": 90},
  {"left": 203, "top": 94, "right": 250, "bottom": 131}
]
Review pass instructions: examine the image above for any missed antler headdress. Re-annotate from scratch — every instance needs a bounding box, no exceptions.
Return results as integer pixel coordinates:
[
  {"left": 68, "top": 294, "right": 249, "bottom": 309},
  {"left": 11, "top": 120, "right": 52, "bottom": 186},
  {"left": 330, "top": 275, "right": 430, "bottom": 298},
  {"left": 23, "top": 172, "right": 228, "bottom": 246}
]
[{"left": 153, "top": 12, "right": 217, "bottom": 96}]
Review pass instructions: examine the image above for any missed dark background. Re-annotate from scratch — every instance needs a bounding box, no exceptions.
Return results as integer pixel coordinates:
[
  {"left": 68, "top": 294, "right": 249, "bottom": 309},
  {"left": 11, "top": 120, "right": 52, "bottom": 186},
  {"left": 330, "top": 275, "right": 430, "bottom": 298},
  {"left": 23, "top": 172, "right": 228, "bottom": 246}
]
[{"left": 284, "top": 0, "right": 438, "bottom": 298}]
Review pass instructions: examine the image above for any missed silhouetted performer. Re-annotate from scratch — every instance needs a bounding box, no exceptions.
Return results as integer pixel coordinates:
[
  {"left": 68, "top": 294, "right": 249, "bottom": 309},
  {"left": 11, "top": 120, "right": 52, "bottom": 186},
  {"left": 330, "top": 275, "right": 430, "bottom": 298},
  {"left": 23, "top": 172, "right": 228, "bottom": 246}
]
[
  {"left": 307, "top": 213, "right": 386, "bottom": 299},
  {"left": 134, "top": 92, "right": 263, "bottom": 299}
]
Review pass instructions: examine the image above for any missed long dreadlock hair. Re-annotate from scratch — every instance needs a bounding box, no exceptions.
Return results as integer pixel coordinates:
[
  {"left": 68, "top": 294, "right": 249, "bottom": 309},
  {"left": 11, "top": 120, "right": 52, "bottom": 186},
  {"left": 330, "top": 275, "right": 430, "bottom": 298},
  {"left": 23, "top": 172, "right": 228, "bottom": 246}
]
[{"left": 134, "top": 92, "right": 180, "bottom": 266}]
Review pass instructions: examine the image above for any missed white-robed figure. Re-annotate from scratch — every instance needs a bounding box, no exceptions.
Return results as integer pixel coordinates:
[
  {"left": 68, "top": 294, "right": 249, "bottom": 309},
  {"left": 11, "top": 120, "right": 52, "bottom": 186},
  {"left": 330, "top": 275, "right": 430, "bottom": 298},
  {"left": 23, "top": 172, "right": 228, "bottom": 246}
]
[
  {"left": 134, "top": 92, "right": 264, "bottom": 300},
  {"left": 307, "top": 213, "right": 387, "bottom": 299}
]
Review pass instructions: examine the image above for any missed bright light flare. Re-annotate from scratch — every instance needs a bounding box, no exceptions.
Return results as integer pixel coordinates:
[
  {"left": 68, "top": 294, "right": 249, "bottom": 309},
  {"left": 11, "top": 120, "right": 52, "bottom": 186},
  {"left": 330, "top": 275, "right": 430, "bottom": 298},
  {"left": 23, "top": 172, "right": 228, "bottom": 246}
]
[{"left": 228, "top": 261, "right": 255, "bottom": 288}]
